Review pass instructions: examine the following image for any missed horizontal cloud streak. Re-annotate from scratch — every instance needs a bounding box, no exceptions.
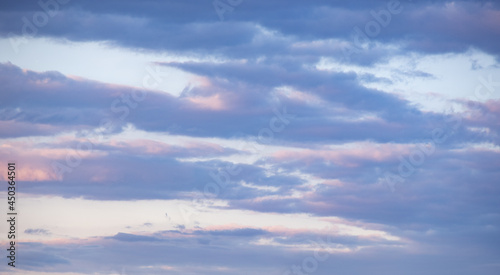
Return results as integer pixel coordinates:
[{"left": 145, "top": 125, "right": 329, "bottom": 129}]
[{"left": 1, "top": 0, "right": 499, "bottom": 274}]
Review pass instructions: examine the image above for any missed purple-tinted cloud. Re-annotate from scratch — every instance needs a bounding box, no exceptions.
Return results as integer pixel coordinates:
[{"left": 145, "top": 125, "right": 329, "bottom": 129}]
[{"left": 1, "top": 1, "right": 499, "bottom": 274}]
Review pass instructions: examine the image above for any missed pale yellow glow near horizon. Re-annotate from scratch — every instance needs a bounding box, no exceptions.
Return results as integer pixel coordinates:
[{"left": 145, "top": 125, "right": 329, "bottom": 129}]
[{"left": 5, "top": 194, "right": 399, "bottom": 245}]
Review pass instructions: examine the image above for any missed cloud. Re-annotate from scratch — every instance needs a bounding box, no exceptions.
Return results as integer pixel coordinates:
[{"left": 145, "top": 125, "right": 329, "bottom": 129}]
[
  {"left": 1, "top": 1, "right": 500, "bottom": 274},
  {"left": 107, "top": 232, "right": 165, "bottom": 242},
  {"left": 2, "top": 1, "right": 500, "bottom": 63},
  {"left": 25, "top": 228, "right": 51, "bottom": 235}
]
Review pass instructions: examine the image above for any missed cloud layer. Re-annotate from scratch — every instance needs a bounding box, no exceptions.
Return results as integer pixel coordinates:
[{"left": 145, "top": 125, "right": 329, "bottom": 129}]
[{"left": 1, "top": 0, "right": 500, "bottom": 274}]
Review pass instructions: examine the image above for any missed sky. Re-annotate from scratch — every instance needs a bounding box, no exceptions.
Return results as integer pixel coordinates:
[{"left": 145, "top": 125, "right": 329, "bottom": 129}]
[{"left": 0, "top": 0, "right": 500, "bottom": 274}]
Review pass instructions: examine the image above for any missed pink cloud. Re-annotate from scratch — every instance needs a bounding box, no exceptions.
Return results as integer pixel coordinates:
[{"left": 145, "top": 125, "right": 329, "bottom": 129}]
[
  {"left": 0, "top": 139, "right": 105, "bottom": 181},
  {"left": 186, "top": 94, "right": 227, "bottom": 111},
  {"left": 271, "top": 143, "right": 413, "bottom": 167},
  {"left": 107, "top": 138, "right": 228, "bottom": 157}
]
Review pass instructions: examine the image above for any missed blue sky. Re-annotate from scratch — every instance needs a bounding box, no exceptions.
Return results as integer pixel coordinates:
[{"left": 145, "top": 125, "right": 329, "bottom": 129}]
[{"left": 1, "top": 0, "right": 500, "bottom": 274}]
